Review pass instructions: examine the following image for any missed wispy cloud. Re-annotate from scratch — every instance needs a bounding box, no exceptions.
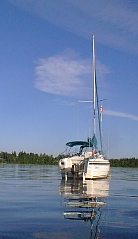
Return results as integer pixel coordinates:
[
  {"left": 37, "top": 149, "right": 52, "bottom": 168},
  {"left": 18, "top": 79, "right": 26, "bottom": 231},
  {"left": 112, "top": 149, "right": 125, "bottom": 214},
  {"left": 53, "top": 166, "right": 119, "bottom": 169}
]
[
  {"left": 35, "top": 50, "right": 110, "bottom": 97},
  {"left": 7, "top": 0, "right": 138, "bottom": 54},
  {"left": 104, "top": 110, "right": 138, "bottom": 122},
  {"left": 35, "top": 51, "right": 90, "bottom": 97}
]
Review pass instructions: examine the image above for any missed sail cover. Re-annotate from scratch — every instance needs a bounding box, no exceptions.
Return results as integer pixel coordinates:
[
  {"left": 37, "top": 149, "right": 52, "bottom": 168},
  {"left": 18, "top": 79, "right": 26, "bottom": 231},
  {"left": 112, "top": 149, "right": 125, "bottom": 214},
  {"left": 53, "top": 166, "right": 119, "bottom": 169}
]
[{"left": 91, "top": 134, "right": 97, "bottom": 148}]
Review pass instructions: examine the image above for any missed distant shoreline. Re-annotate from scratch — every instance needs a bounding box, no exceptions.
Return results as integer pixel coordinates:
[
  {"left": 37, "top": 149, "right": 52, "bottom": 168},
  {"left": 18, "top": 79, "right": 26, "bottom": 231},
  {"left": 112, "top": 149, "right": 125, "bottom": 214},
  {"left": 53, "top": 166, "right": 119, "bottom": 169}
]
[{"left": 0, "top": 151, "right": 138, "bottom": 167}]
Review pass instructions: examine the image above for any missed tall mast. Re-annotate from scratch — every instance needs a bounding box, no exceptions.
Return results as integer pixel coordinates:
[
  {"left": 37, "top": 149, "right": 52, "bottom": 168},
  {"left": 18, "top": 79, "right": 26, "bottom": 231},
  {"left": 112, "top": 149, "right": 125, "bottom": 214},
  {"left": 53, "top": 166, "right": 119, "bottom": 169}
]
[
  {"left": 92, "top": 33, "right": 96, "bottom": 136},
  {"left": 93, "top": 34, "right": 103, "bottom": 151}
]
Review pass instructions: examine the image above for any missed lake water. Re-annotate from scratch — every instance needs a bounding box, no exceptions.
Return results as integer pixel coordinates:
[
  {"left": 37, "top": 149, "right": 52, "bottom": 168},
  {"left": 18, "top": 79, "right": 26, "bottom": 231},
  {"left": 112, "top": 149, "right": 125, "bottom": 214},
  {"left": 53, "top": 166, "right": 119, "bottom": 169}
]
[{"left": 0, "top": 164, "right": 138, "bottom": 239}]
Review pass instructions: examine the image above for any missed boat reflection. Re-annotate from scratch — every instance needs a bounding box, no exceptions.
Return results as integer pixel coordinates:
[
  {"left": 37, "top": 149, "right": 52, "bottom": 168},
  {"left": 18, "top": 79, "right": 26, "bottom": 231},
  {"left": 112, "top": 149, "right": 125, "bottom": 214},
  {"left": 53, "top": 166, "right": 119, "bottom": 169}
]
[{"left": 59, "top": 179, "right": 109, "bottom": 239}]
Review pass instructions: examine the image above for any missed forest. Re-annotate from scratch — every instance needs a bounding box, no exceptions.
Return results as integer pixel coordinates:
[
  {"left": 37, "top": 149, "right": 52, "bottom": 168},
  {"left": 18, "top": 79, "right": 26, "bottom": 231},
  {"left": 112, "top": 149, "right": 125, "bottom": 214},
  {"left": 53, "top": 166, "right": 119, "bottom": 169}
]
[
  {"left": 0, "top": 151, "right": 138, "bottom": 167},
  {"left": 0, "top": 151, "right": 61, "bottom": 165},
  {"left": 109, "top": 157, "right": 138, "bottom": 167}
]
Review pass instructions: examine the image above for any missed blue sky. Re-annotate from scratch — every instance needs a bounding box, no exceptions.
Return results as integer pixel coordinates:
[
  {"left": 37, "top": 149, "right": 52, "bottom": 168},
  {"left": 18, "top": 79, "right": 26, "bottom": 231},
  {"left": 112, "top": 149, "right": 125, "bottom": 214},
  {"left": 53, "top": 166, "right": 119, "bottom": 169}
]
[{"left": 1, "top": 0, "right": 138, "bottom": 158}]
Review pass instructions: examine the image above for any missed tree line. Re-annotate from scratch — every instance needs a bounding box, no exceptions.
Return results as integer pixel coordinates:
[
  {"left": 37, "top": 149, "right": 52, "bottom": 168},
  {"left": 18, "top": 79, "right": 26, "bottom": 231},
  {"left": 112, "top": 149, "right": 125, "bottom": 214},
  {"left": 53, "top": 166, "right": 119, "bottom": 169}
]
[
  {"left": 0, "top": 151, "right": 138, "bottom": 167},
  {"left": 0, "top": 151, "right": 62, "bottom": 165},
  {"left": 109, "top": 157, "right": 138, "bottom": 167}
]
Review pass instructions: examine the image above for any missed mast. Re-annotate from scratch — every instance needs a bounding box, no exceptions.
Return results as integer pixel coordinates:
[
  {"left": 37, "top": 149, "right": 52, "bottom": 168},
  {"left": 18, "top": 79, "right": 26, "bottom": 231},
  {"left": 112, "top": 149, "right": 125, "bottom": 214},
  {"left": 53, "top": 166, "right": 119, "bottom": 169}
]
[
  {"left": 92, "top": 33, "right": 96, "bottom": 136},
  {"left": 79, "top": 34, "right": 103, "bottom": 151},
  {"left": 92, "top": 33, "right": 103, "bottom": 151}
]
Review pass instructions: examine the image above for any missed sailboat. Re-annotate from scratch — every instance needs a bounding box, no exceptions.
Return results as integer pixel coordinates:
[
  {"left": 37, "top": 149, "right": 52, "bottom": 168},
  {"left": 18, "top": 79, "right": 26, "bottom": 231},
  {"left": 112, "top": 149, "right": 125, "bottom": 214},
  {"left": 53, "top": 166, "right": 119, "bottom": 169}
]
[
  {"left": 59, "top": 34, "right": 110, "bottom": 180},
  {"left": 83, "top": 34, "right": 110, "bottom": 180}
]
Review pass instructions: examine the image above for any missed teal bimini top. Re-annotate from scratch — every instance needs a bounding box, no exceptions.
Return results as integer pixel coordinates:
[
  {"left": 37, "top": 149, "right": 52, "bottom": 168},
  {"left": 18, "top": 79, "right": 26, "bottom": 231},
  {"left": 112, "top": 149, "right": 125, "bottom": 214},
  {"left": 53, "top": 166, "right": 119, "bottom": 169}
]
[
  {"left": 66, "top": 135, "right": 97, "bottom": 148},
  {"left": 66, "top": 141, "right": 90, "bottom": 148}
]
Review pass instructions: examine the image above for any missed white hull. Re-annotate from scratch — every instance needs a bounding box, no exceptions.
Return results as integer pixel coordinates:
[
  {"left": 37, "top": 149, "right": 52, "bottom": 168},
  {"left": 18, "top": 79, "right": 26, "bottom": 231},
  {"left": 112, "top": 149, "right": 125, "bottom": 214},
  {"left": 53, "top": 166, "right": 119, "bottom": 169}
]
[
  {"left": 84, "top": 157, "right": 110, "bottom": 180},
  {"left": 59, "top": 154, "right": 110, "bottom": 180}
]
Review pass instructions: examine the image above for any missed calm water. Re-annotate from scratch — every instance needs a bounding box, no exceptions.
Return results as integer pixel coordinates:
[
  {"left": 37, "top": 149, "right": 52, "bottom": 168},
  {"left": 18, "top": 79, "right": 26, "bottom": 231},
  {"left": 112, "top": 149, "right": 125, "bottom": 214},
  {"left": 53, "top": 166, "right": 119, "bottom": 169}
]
[{"left": 0, "top": 164, "right": 138, "bottom": 239}]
